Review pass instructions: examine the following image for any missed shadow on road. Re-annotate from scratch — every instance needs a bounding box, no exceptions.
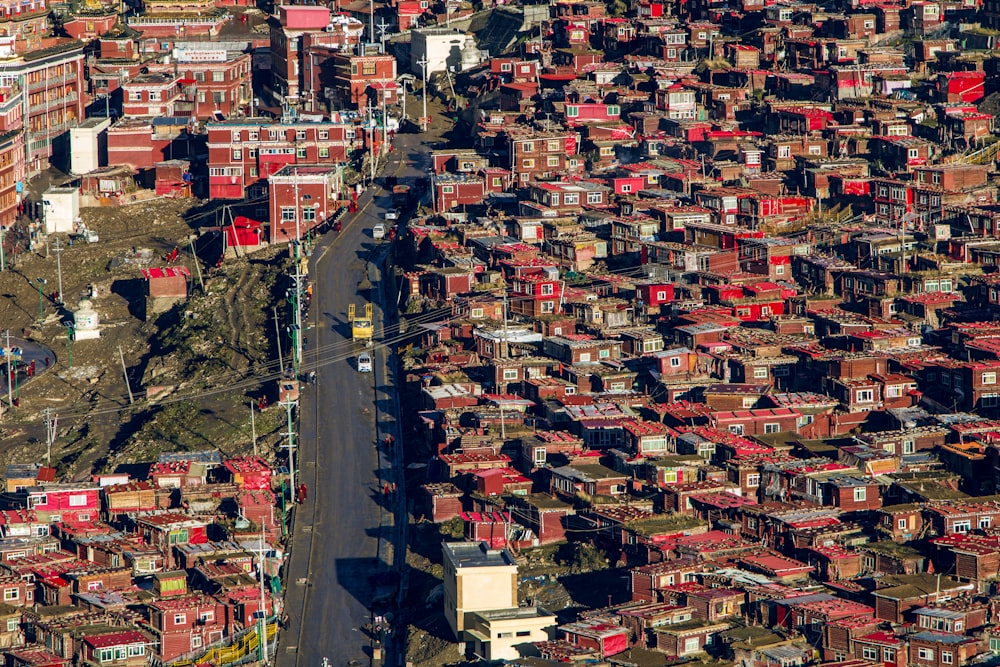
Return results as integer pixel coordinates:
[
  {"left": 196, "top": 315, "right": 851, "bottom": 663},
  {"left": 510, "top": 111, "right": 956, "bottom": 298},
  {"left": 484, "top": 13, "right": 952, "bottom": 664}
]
[{"left": 334, "top": 556, "right": 380, "bottom": 609}]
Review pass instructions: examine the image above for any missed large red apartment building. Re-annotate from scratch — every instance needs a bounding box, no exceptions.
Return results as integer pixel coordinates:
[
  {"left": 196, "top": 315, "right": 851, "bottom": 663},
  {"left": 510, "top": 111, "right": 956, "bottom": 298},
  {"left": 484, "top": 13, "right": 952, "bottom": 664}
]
[{"left": 206, "top": 118, "right": 359, "bottom": 200}]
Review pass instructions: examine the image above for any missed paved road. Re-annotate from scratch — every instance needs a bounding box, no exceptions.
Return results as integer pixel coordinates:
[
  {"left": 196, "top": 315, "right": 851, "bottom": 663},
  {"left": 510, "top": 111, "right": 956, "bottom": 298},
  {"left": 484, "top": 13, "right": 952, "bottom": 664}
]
[{"left": 277, "top": 131, "right": 433, "bottom": 667}]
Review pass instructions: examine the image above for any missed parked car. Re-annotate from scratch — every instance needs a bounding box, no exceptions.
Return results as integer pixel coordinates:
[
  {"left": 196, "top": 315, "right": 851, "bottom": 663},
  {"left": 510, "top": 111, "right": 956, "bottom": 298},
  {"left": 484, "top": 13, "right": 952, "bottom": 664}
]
[
  {"left": 357, "top": 352, "right": 373, "bottom": 373},
  {"left": 384, "top": 209, "right": 399, "bottom": 221},
  {"left": 373, "top": 223, "right": 386, "bottom": 240}
]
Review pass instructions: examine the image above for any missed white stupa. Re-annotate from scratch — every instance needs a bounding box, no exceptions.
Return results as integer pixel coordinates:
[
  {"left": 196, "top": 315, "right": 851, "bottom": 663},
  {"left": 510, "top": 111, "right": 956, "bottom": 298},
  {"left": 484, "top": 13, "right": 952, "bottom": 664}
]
[{"left": 73, "top": 300, "right": 101, "bottom": 341}]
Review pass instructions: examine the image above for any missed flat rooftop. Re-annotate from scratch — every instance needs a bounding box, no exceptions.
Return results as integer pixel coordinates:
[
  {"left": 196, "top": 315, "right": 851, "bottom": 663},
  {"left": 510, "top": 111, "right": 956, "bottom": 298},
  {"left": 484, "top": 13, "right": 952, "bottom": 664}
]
[{"left": 443, "top": 541, "right": 516, "bottom": 568}]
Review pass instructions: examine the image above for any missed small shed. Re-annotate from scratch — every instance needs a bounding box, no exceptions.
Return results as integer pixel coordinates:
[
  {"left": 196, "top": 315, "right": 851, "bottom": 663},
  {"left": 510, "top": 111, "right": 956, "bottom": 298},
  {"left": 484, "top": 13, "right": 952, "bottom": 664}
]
[
  {"left": 41, "top": 187, "right": 80, "bottom": 234},
  {"left": 225, "top": 216, "right": 265, "bottom": 256},
  {"left": 142, "top": 266, "right": 191, "bottom": 320},
  {"left": 154, "top": 160, "right": 193, "bottom": 197}
]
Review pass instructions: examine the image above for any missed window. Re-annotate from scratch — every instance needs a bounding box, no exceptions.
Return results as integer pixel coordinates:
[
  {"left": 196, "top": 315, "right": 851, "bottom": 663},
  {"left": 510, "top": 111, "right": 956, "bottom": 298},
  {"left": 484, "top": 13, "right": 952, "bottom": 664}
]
[
  {"left": 856, "top": 389, "right": 874, "bottom": 403},
  {"left": 232, "top": 149, "right": 242, "bottom": 160},
  {"left": 763, "top": 423, "right": 780, "bottom": 434},
  {"left": 607, "top": 105, "right": 620, "bottom": 116},
  {"left": 547, "top": 156, "right": 560, "bottom": 167},
  {"left": 199, "top": 611, "right": 214, "bottom": 622},
  {"left": 521, "top": 159, "right": 534, "bottom": 169},
  {"left": 69, "top": 494, "right": 88, "bottom": 507},
  {"left": 729, "top": 425, "right": 744, "bottom": 435},
  {"left": 886, "top": 385, "right": 902, "bottom": 398},
  {"left": 941, "top": 652, "right": 954, "bottom": 665},
  {"left": 503, "top": 369, "right": 518, "bottom": 380},
  {"left": 129, "top": 91, "right": 142, "bottom": 101},
  {"left": 541, "top": 283, "right": 554, "bottom": 296},
  {"left": 471, "top": 308, "right": 483, "bottom": 318},
  {"left": 917, "top": 648, "right": 935, "bottom": 661},
  {"left": 985, "top": 373, "right": 997, "bottom": 385},
  {"left": 808, "top": 145, "right": 822, "bottom": 155},
  {"left": 297, "top": 147, "right": 307, "bottom": 159},
  {"left": 441, "top": 185, "right": 454, "bottom": 194},
  {"left": 983, "top": 393, "right": 999, "bottom": 407},
  {"left": 854, "top": 487, "right": 867, "bottom": 502},
  {"left": 981, "top": 516, "right": 992, "bottom": 529},
  {"left": 148, "top": 91, "right": 160, "bottom": 101},
  {"left": 2, "top": 589, "right": 16, "bottom": 601},
  {"left": 281, "top": 207, "right": 295, "bottom": 222},
  {"left": 953, "top": 520, "right": 971, "bottom": 534},
  {"left": 753, "top": 367, "right": 768, "bottom": 379},
  {"left": 99, "top": 648, "right": 113, "bottom": 662},
  {"left": 775, "top": 264, "right": 785, "bottom": 275},
  {"left": 683, "top": 637, "right": 700, "bottom": 654},
  {"left": 777, "top": 145, "right": 791, "bottom": 159},
  {"left": 213, "top": 91, "right": 225, "bottom": 103},
  {"left": 541, "top": 301, "right": 555, "bottom": 313},
  {"left": 128, "top": 645, "right": 144, "bottom": 657},
  {"left": 898, "top": 518, "right": 907, "bottom": 530},
  {"left": 319, "top": 147, "right": 329, "bottom": 159},
  {"left": 670, "top": 357, "right": 681, "bottom": 368},
  {"left": 563, "top": 193, "right": 579, "bottom": 205},
  {"left": 191, "top": 635, "right": 203, "bottom": 649},
  {"left": 87, "top": 581, "right": 102, "bottom": 591},
  {"left": 500, "top": 62, "right": 512, "bottom": 72},
  {"left": 599, "top": 349, "right": 611, "bottom": 359},
  {"left": 746, "top": 473, "right": 760, "bottom": 487},
  {"left": 862, "top": 646, "right": 878, "bottom": 661},
  {"left": 5, "top": 618, "right": 15, "bottom": 632},
  {"left": 883, "top": 648, "right": 895, "bottom": 661},
  {"left": 302, "top": 208, "right": 316, "bottom": 222},
  {"left": 174, "top": 613, "right": 187, "bottom": 625},
  {"left": 903, "top": 439, "right": 915, "bottom": 454},
  {"left": 362, "top": 61, "right": 376, "bottom": 76},
  {"left": 908, "top": 148, "right": 920, "bottom": 159},
  {"left": 587, "top": 192, "right": 602, "bottom": 204}
]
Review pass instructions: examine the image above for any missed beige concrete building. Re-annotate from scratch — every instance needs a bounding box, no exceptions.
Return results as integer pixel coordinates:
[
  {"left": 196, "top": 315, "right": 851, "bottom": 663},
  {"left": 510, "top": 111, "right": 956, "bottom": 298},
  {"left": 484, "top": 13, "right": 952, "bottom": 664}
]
[
  {"left": 442, "top": 541, "right": 518, "bottom": 638},
  {"left": 465, "top": 607, "right": 557, "bottom": 661}
]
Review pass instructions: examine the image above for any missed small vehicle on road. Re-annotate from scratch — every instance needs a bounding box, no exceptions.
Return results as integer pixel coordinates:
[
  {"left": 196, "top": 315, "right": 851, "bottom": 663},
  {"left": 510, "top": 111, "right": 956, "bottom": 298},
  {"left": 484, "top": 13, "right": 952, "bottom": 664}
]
[
  {"left": 373, "top": 223, "right": 386, "bottom": 240},
  {"left": 384, "top": 209, "right": 399, "bottom": 221},
  {"left": 357, "top": 352, "right": 373, "bottom": 373}
]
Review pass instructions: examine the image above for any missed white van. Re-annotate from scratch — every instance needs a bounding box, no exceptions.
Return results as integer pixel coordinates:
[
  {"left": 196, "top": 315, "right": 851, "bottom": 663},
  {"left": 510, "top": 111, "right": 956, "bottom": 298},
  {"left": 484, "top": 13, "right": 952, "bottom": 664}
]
[{"left": 357, "top": 352, "right": 373, "bottom": 373}]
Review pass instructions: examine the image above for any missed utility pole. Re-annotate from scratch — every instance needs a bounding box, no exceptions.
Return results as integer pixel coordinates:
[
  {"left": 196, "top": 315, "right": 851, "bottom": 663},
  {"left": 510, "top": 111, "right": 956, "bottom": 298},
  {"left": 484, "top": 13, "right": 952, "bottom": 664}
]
[
  {"left": 250, "top": 402, "right": 258, "bottom": 457},
  {"left": 118, "top": 345, "right": 134, "bottom": 405},
  {"left": 418, "top": 55, "right": 429, "bottom": 133},
  {"left": 43, "top": 408, "right": 56, "bottom": 465},
  {"left": 188, "top": 236, "right": 205, "bottom": 292},
  {"left": 0, "top": 225, "right": 6, "bottom": 272},
  {"left": 256, "top": 522, "right": 269, "bottom": 666},
  {"left": 377, "top": 18, "right": 389, "bottom": 50},
  {"left": 282, "top": 396, "right": 297, "bottom": 505},
  {"left": 273, "top": 307, "right": 284, "bottom": 375},
  {"left": 53, "top": 237, "right": 63, "bottom": 305},
  {"left": 293, "top": 268, "right": 303, "bottom": 375},
  {"left": 369, "top": 0, "right": 375, "bottom": 47},
  {"left": 4, "top": 331, "right": 10, "bottom": 409}
]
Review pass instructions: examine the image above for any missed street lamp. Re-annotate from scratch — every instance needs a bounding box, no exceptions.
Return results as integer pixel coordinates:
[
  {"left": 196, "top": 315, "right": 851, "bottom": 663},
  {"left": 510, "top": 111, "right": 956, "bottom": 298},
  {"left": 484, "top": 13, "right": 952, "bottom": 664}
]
[
  {"left": 35, "top": 278, "right": 46, "bottom": 321},
  {"left": 285, "top": 324, "right": 300, "bottom": 376},
  {"left": 63, "top": 322, "right": 74, "bottom": 369}
]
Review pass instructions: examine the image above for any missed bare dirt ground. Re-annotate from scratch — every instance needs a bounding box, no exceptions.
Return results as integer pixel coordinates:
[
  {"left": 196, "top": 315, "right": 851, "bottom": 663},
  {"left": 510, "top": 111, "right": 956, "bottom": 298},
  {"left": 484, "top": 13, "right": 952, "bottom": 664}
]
[{"left": 0, "top": 196, "right": 293, "bottom": 479}]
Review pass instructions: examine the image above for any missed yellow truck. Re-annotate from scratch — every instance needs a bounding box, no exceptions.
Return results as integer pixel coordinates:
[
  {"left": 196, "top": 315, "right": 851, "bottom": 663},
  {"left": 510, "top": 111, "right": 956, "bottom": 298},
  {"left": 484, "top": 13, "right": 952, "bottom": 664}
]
[{"left": 348, "top": 303, "right": 373, "bottom": 343}]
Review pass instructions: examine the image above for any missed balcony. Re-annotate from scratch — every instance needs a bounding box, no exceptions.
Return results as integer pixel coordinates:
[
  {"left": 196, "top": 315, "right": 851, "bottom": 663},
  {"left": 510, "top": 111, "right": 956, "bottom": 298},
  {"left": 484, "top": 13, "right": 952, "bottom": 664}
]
[{"left": 28, "top": 92, "right": 77, "bottom": 114}]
